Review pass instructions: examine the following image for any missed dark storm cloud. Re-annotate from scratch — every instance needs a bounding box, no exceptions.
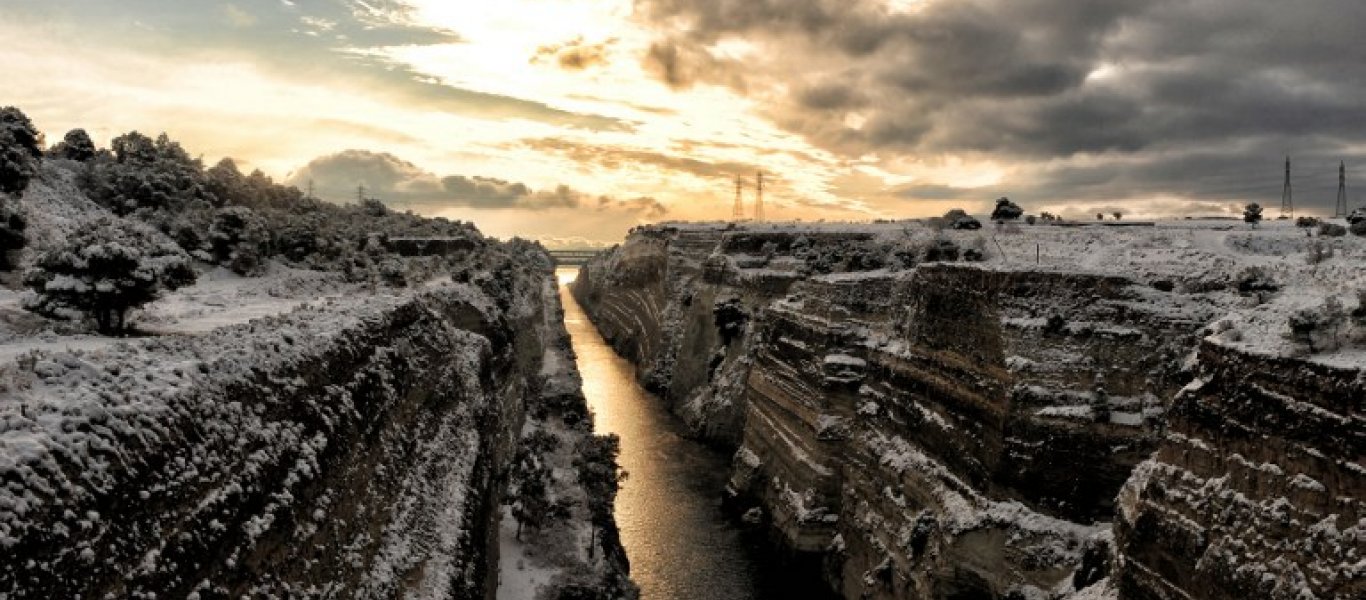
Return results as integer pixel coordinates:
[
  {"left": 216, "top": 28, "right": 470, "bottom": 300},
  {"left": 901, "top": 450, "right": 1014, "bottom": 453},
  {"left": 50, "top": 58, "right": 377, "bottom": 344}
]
[
  {"left": 8, "top": 0, "right": 631, "bottom": 132},
  {"left": 289, "top": 149, "right": 670, "bottom": 215},
  {"left": 634, "top": 0, "right": 1366, "bottom": 213}
]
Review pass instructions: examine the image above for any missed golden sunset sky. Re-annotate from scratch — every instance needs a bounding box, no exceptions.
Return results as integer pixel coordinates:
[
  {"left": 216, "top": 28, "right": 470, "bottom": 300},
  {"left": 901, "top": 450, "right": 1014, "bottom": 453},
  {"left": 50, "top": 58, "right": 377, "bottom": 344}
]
[{"left": 5, "top": 0, "right": 1363, "bottom": 245}]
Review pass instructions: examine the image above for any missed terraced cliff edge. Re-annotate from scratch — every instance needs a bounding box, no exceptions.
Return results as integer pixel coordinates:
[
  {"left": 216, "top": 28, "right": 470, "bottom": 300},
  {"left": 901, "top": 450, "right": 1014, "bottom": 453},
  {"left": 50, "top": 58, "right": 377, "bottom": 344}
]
[
  {"left": 0, "top": 245, "right": 632, "bottom": 599},
  {"left": 573, "top": 221, "right": 1364, "bottom": 600}
]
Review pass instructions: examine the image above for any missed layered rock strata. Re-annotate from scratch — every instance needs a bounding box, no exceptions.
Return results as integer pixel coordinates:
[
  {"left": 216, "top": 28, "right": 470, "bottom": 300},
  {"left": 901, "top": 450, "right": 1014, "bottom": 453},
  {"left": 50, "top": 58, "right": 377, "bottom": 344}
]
[{"left": 574, "top": 223, "right": 1362, "bottom": 600}]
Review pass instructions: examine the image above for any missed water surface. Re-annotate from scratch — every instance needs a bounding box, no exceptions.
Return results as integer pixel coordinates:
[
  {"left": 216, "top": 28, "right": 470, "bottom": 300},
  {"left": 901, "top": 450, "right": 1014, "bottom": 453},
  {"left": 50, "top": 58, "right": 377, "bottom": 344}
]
[{"left": 558, "top": 268, "right": 822, "bottom": 599}]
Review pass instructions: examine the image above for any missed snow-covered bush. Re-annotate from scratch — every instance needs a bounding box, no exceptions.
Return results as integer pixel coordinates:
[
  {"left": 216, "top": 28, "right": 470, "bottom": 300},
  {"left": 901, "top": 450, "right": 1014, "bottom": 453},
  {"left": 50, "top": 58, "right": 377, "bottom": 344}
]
[
  {"left": 1243, "top": 203, "right": 1263, "bottom": 227},
  {"left": 990, "top": 197, "right": 1023, "bottom": 222},
  {"left": 1350, "top": 219, "right": 1366, "bottom": 237},
  {"left": 23, "top": 217, "right": 197, "bottom": 334},
  {"left": 209, "top": 206, "right": 271, "bottom": 275},
  {"left": 0, "top": 106, "right": 42, "bottom": 194},
  {"left": 1347, "top": 207, "right": 1366, "bottom": 225},
  {"left": 1318, "top": 222, "right": 1347, "bottom": 237},
  {"left": 1295, "top": 216, "right": 1320, "bottom": 229},
  {"left": 963, "top": 236, "right": 988, "bottom": 262},
  {"left": 1305, "top": 240, "right": 1335, "bottom": 265},
  {"left": 924, "top": 237, "right": 961, "bottom": 262},
  {"left": 1235, "top": 266, "right": 1279, "bottom": 302},
  {"left": 943, "top": 208, "right": 982, "bottom": 230},
  {"left": 1286, "top": 297, "right": 1346, "bottom": 354},
  {"left": 49, "top": 128, "right": 96, "bottom": 161}
]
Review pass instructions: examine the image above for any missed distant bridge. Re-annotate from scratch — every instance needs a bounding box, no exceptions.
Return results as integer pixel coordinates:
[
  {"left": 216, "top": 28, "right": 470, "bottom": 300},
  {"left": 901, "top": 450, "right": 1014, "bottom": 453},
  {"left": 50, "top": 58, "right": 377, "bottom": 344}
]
[{"left": 547, "top": 249, "right": 601, "bottom": 267}]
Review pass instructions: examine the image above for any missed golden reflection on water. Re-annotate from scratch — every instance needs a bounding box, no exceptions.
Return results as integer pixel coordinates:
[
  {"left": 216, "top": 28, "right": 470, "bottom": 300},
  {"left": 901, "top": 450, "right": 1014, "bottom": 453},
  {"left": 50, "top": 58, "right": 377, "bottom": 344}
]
[{"left": 555, "top": 267, "right": 765, "bottom": 600}]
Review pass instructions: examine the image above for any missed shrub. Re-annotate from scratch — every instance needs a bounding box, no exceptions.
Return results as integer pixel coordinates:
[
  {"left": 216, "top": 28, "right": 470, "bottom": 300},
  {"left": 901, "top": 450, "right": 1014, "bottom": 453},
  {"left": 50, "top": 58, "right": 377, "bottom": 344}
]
[
  {"left": 990, "top": 197, "right": 1023, "bottom": 222},
  {"left": 1243, "top": 203, "right": 1263, "bottom": 227},
  {"left": 943, "top": 209, "right": 981, "bottom": 230},
  {"left": 1318, "top": 222, "right": 1347, "bottom": 237},
  {"left": 924, "top": 237, "right": 960, "bottom": 262},
  {"left": 1351, "top": 219, "right": 1366, "bottom": 237},
  {"left": 1347, "top": 207, "right": 1366, "bottom": 225},
  {"left": 1306, "top": 240, "right": 1335, "bottom": 264},
  {"left": 0, "top": 106, "right": 42, "bottom": 195},
  {"left": 1286, "top": 297, "right": 1346, "bottom": 354},
  {"left": 24, "top": 217, "right": 197, "bottom": 334},
  {"left": 1295, "top": 216, "right": 1321, "bottom": 228}
]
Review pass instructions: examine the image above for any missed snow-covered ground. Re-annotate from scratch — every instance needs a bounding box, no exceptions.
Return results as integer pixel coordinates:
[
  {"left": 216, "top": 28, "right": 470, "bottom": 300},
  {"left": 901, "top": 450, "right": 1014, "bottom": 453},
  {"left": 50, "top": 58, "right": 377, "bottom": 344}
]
[
  {"left": 0, "top": 261, "right": 363, "bottom": 365},
  {"left": 677, "top": 217, "right": 1366, "bottom": 368}
]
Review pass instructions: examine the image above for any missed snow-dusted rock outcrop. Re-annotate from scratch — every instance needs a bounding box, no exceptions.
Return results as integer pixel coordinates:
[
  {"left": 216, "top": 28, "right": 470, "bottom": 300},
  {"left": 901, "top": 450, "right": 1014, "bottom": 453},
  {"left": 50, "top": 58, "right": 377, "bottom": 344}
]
[{"left": 1115, "top": 342, "right": 1363, "bottom": 600}]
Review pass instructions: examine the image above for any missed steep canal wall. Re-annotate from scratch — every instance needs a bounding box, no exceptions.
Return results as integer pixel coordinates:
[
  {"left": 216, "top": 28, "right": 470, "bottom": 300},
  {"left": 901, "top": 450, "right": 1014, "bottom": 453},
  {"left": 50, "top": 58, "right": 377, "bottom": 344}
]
[
  {"left": 573, "top": 222, "right": 1364, "bottom": 600},
  {"left": 0, "top": 244, "right": 632, "bottom": 599}
]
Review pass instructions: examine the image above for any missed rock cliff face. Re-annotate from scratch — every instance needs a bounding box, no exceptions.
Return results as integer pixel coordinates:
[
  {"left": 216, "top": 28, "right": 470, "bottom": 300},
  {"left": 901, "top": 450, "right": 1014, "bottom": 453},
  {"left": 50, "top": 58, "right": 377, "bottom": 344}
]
[
  {"left": 1115, "top": 342, "right": 1363, "bottom": 600},
  {"left": 0, "top": 246, "right": 629, "bottom": 598},
  {"left": 573, "top": 222, "right": 1363, "bottom": 600}
]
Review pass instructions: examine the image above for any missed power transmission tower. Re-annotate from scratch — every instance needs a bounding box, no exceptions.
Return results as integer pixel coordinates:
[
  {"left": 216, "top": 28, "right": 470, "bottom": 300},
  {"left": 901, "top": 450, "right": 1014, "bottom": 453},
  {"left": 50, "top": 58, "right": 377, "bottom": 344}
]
[
  {"left": 357, "top": 184, "right": 366, "bottom": 203},
  {"left": 306, "top": 179, "right": 315, "bottom": 199},
  {"left": 755, "top": 170, "right": 765, "bottom": 222},
  {"left": 732, "top": 175, "right": 744, "bottom": 221},
  {"left": 1335, "top": 161, "right": 1348, "bottom": 218},
  {"left": 1281, "top": 156, "right": 1293, "bottom": 219}
]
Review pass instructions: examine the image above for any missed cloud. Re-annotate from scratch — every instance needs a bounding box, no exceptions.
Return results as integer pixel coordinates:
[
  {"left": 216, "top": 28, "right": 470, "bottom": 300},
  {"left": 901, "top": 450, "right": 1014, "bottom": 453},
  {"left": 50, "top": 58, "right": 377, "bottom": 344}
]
[
  {"left": 633, "top": 0, "right": 1366, "bottom": 214},
  {"left": 532, "top": 37, "right": 616, "bottom": 71},
  {"left": 520, "top": 137, "right": 760, "bottom": 180},
  {"left": 5, "top": 1, "right": 632, "bottom": 133},
  {"left": 288, "top": 149, "right": 670, "bottom": 215}
]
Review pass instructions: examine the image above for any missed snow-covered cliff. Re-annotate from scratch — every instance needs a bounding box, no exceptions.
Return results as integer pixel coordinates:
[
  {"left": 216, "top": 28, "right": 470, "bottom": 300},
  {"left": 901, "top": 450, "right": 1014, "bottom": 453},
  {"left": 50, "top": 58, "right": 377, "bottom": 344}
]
[
  {"left": 573, "top": 221, "right": 1364, "bottom": 600},
  {"left": 0, "top": 248, "right": 631, "bottom": 599}
]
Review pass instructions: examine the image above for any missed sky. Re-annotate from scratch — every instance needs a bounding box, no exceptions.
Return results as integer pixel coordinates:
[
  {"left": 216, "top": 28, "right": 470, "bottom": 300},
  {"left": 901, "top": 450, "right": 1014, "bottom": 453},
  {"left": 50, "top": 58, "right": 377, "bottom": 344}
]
[{"left": 4, "top": 0, "right": 1365, "bottom": 246}]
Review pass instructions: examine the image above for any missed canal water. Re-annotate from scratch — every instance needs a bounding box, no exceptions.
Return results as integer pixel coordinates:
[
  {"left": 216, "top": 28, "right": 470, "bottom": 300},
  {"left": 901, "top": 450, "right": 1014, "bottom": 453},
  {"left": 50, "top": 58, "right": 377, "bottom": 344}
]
[{"left": 556, "top": 269, "right": 827, "bottom": 599}]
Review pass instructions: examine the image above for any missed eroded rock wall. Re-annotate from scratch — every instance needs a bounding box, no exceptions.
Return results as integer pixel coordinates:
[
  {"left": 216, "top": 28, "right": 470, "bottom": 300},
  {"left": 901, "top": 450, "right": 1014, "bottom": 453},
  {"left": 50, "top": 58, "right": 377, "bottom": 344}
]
[
  {"left": 0, "top": 253, "right": 627, "bottom": 598},
  {"left": 574, "top": 223, "right": 1361, "bottom": 600},
  {"left": 1114, "top": 343, "right": 1364, "bottom": 600}
]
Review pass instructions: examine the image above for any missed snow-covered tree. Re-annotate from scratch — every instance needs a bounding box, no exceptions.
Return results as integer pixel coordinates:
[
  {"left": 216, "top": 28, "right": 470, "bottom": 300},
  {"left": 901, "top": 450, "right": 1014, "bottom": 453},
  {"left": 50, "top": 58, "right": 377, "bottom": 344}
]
[
  {"left": 50, "top": 128, "right": 96, "bottom": 161},
  {"left": 1243, "top": 203, "right": 1263, "bottom": 227},
  {"left": 505, "top": 431, "right": 570, "bottom": 541},
  {"left": 576, "top": 434, "right": 626, "bottom": 560},
  {"left": 209, "top": 206, "right": 271, "bottom": 275},
  {"left": 24, "top": 217, "right": 197, "bottom": 334},
  {"left": 204, "top": 157, "right": 247, "bottom": 207},
  {"left": 0, "top": 106, "right": 42, "bottom": 195},
  {"left": 1112, "top": 211, "right": 1124, "bottom": 221},
  {"left": 990, "top": 197, "right": 1023, "bottom": 222},
  {"left": 82, "top": 131, "right": 207, "bottom": 215}
]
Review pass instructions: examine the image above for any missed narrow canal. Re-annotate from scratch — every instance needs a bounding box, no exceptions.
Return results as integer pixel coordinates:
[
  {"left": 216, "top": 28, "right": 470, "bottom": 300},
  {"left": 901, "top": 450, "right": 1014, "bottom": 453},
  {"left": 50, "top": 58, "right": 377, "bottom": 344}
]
[{"left": 556, "top": 269, "right": 817, "bottom": 599}]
